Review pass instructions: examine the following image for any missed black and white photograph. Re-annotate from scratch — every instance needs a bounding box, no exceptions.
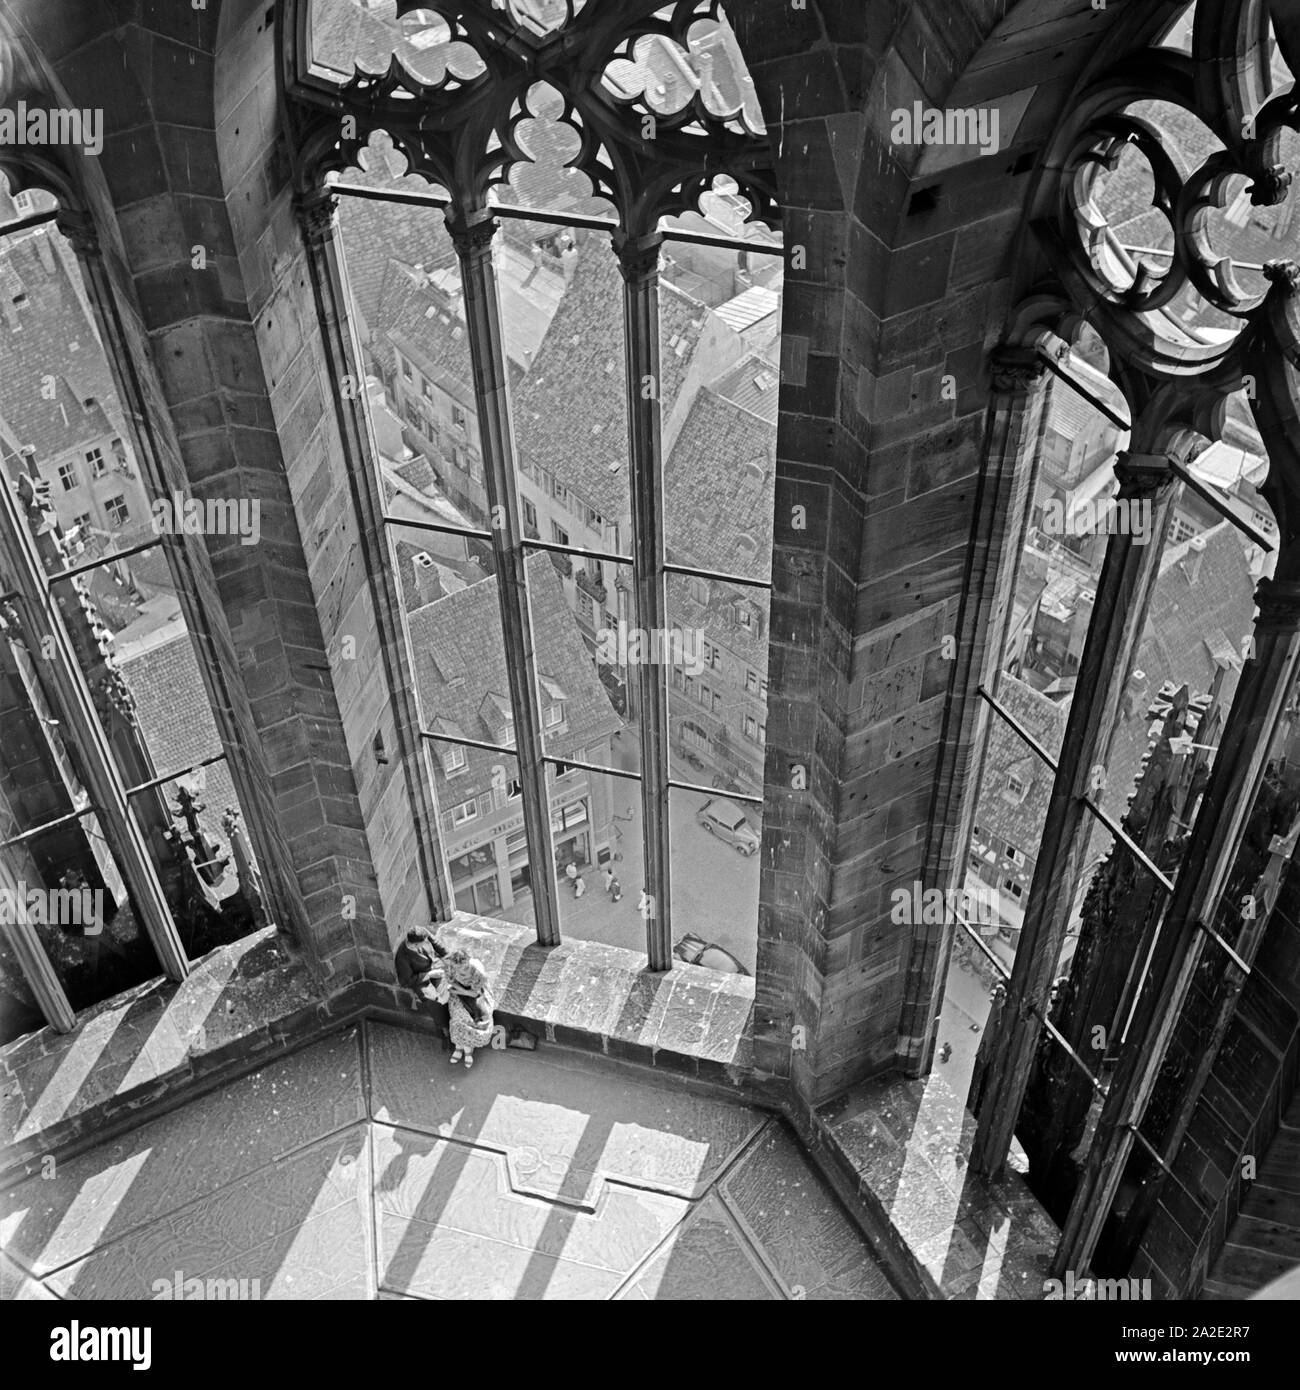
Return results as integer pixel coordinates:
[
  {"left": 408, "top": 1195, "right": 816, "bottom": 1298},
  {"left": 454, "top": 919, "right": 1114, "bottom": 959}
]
[{"left": 0, "top": 0, "right": 1297, "bottom": 1348}]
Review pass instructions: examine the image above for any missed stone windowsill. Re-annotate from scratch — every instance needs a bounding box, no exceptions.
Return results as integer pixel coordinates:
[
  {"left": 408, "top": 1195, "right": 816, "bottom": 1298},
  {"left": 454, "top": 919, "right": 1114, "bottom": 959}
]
[{"left": 0, "top": 913, "right": 756, "bottom": 1178}]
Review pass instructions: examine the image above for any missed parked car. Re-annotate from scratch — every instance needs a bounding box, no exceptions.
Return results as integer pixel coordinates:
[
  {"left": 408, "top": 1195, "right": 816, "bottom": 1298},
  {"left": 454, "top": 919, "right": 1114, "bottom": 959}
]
[
  {"left": 673, "top": 933, "right": 750, "bottom": 977},
  {"left": 696, "top": 797, "right": 760, "bottom": 855}
]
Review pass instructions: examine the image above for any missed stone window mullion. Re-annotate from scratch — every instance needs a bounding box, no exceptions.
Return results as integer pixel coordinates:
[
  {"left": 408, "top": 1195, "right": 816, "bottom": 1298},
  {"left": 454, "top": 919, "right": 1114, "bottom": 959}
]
[{"left": 447, "top": 211, "right": 562, "bottom": 948}]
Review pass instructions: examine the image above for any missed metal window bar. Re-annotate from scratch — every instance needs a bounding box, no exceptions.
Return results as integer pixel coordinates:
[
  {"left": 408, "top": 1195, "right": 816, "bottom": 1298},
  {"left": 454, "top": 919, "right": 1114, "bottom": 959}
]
[
  {"left": 0, "top": 805, "right": 94, "bottom": 852},
  {"left": 976, "top": 684, "right": 1251, "bottom": 971},
  {"left": 1165, "top": 459, "right": 1275, "bottom": 553},
  {"left": 668, "top": 775, "right": 763, "bottom": 808},
  {"left": 44, "top": 535, "right": 165, "bottom": 586},
  {"left": 330, "top": 181, "right": 784, "bottom": 257},
  {"left": 951, "top": 911, "right": 1172, "bottom": 1175},
  {"left": 522, "top": 535, "right": 636, "bottom": 568},
  {"left": 0, "top": 207, "right": 59, "bottom": 238},
  {"left": 665, "top": 559, "right": 774, "bottom": 591},
  {"left": 124, "top": 752, "right": 227, "bottom": 801},
  {"left": 380, "top": 514, "right": 493, "bottom": 545},
  {"left": 419, "top": 729, "right": 644, "bottom": 790}
]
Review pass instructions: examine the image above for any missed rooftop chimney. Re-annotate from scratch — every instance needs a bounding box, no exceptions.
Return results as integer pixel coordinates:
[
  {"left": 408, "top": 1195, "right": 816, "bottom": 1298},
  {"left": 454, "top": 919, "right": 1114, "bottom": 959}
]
[{"left": 1184, "top": 533, "right": 1208, "bottom": 584}]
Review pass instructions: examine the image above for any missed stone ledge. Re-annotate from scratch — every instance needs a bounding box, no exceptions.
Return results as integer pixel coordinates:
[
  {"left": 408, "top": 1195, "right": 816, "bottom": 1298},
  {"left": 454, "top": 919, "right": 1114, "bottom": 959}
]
[
  {"left": 0, "top": 915, "right": 758, "bottom": 1181},
  {"left": 805, "top": 1070, "right": 1057, "bottom": 1300}
]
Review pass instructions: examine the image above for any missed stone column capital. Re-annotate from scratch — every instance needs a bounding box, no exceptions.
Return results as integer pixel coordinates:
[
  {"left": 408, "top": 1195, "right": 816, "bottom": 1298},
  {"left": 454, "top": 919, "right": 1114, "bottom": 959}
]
[
  {"left": 613, "top": 230, "right": 664, "bottom": 287},
  {"left": 989, "top": 344, "right": 1047, "bottom": 395},
  {"left": 1113, "top": 451, "right": 1174, "bottom": 498},
  {"left": 445, "top": 212, "right": 498, "bottom": 262},
  {"left": 1253, "top": 577, "right": 1300, "bottom": 634},
  {"left": 294, "top": 189, "right": 338, "bottom": 248},
  {"left": 55, "top": 208, "right": 100, "bottom": 259}
]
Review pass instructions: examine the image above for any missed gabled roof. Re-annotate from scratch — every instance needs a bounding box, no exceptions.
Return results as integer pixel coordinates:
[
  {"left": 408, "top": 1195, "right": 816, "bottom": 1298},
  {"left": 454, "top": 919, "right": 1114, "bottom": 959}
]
[
  {"left": 373, "top": 259, "right": 476, "bottom": 406},
  {"left": 664, "top": 387, "right": 773, "bottom": 581},
  {"left": 974, "top": 676, "right": 1068, "bottom": 858},
  {"left": 407, "top": 553, "right": 622, "bottom": 798},
  {"left": 337, "top": 170, "right": 456, "bottom": 335},
  {"left": 0, "top": 231, "right": 124, "bottom": 465},
  {"left": 711, "top": 352, "right": 780, "bottom": 426},
  {"left": 512, "top": 242, "right": 708, "bottom": 517}
]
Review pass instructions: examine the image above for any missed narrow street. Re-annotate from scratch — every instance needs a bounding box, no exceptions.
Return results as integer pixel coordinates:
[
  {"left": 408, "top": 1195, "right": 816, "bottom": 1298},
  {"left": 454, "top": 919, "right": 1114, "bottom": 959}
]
[{"left": 500, "top": 773, "right": 761, "bottom": 973}]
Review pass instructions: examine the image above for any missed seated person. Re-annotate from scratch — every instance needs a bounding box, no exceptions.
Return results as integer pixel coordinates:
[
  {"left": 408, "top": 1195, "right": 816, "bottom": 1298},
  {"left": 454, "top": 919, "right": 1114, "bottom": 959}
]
[{"left": 394, "top": 925, "right": 450, "bottom": 1036}]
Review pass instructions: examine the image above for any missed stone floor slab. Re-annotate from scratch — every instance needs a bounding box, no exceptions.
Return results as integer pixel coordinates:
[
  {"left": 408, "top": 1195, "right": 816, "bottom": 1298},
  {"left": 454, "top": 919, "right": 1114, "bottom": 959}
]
[
  {"left": 616, "top": 1191, "right": 781, "bottom": 1300},
  {"left": 0, "top": 1029, "right": 364, "bottom": 1276},
  {"left": 367, "top": 1022, "right": 763, "bottom": 1200},
  {"left": 3, "top": 1019, "right": 903, "bottom": 1300},
  {"left": 43, "top": 1126, "right": 371, "bottom": 1300},
  {"left": 372, "top": 1125, "right": 687, "bottom": 1281},
  {"left": 721, "top": 1122, "right": 900, "bottom": 1300}
]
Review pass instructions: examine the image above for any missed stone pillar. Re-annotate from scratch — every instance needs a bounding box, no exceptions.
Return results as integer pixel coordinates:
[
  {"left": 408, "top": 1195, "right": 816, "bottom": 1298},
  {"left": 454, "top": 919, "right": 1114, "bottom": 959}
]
[
  {"left": 899, "top": 345, "right": 1048, "bottom": 1073},
  {"left": 614, "top": 231, "right": 672, "bottom": 970},
  {"left": 971, "top": 452, "right": 1179, "bottom": 1179},
  {"left": 445, "top": 211, "right": 561, "bottom": 947},
  {"left": 1053, "top": 574, "right": 1300, "bottom": 1276},
  {"left": 295, "top": 188, "right": 445, "bottom": 922}
]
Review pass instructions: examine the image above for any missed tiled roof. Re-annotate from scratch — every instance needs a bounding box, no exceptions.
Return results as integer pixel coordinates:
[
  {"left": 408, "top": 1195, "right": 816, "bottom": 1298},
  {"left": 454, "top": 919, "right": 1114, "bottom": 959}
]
[
  {"left": 512, "top": 242, "right": 708, "bottom": 517},
  {"left": 664, "top": 388, "right": 773, "bottom": 580},
  {"left": 0, "top": 231, "right": 123, "bottom": 465},
  {"left": 710, "top": 353, "right": 780, "bottom": 425},
  {"left": 406, "top": 552, "right": 622, "bottom": 799},
  {"left": 373, "top": 259, "right": 476, "bottom": 407},
  {"left": 394, "top": 456, "right": 437, "bottom": 493},
  {"left": 117, "top": 632, "right": 235, "bottom": 851},
  {"left": 668, "top": 571, "right": 769, "bottom": 669},
  {"left": 1139, "top": 522, "right": 1254, "bottom": 708},
  {"left": 337, "top": 175, "right": 456, "bottom": 336},
  {"left": 975, "top": 676, "right": 1068, "bottom": 860}
]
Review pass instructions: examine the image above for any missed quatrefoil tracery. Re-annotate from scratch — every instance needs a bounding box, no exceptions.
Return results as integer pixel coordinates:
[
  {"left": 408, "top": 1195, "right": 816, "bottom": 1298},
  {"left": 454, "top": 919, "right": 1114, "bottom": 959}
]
[
  {"left": 1027, "top": 0, "right": 1300, "bottom": 573},
  {"left": 292, "top": 0, "right": 779, "bottom": 238}
]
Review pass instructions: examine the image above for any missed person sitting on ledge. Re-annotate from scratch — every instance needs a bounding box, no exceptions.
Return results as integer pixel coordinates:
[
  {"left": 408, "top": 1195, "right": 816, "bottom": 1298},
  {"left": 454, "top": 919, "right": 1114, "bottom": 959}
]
[
  {"left": 438, "top": 947, "right": 496, "bottom": 1069},
  {"left": 394, "top": 925, "right": 450, "bottom": 1042}
]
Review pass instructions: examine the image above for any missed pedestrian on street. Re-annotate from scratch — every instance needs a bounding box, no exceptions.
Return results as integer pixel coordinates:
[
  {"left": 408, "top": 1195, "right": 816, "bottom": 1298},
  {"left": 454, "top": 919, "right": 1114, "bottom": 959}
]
[
  {"left": 603, "top": 865, "right": 615, "bottom": 895},
  {"left": 939, "top": 1041, "right": 952, "bottom": 1063}
]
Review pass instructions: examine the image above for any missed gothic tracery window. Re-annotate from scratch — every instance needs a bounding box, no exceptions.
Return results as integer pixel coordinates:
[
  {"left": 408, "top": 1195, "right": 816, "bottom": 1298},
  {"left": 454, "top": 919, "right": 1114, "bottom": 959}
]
[
  {"left": 289, "top": 0, "right": 781, "bottom": 969},
  {"left": 0, "top": 181, "right": 276, "bottom": 1043},
  {"left": 952, "top": 0, "right": 1300, "bottom": 1276}
]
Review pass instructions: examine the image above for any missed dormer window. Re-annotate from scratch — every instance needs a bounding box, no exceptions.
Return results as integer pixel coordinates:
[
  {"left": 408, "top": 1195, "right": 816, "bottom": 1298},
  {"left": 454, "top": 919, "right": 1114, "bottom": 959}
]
[{"left": 443, "top": 745, "right": 467, "bottom": 777}]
